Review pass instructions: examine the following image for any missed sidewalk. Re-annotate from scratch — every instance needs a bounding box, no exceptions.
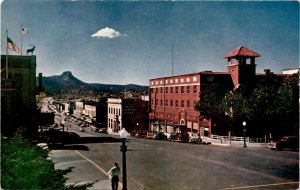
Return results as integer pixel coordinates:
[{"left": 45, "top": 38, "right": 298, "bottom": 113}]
[
  {"left": 211, "top": 139, "right": 268, "bottom": 148},
  {"left": 50, "top": 149, "right": 114, "bottom": 190}
]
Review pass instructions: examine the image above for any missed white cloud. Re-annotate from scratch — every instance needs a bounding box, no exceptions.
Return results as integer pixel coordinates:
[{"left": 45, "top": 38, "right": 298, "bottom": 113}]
[{"left": 91, "top": 27, "right": 126, "bottom": 39}]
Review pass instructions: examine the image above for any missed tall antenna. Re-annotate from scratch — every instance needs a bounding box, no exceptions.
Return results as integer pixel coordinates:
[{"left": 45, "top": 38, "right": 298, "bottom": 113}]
[{"left": 172, "top": 44, "right": 174, "bottom": 76}]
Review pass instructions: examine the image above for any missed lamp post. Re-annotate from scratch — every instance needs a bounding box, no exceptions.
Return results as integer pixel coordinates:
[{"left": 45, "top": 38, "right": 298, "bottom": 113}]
[
  {"left": 119, "top": 128, "right": 129, "bottom": 190},
  {"left": 242, "top": 121, "right": 247, "bottom": 147}
]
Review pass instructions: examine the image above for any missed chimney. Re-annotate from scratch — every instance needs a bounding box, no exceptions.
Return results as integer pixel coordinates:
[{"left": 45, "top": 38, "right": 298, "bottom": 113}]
[{"left": 38, "top": 73, "right": 43, "bottom": 92}]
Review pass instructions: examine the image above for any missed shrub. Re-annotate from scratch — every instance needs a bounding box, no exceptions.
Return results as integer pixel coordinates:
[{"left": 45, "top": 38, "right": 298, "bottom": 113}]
[{"left": 1, "top": 136, "right": 91, "bottom": 190}]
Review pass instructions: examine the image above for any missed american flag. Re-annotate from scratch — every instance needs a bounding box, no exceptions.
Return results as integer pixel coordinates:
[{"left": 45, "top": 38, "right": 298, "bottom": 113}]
[{"left": 7, "top": 37, "right": 20, "bottom": 54}]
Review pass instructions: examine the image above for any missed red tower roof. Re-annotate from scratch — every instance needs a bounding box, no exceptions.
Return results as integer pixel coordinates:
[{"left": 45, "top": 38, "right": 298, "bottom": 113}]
[{"left": 224, "top": 46, "right": 260, "bottom": 58}]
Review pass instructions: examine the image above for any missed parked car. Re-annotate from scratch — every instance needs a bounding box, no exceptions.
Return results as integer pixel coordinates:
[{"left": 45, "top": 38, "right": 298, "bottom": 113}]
[
  {"left": 268, "top": 136, "right": 299, "bottom": 151},
  {"left": 153, "top": 132, "right": 167, "bottom": 140},
  {"left": 40, "top": 129, "right": 80, "bottom": 145},
  {"left": 200, "top": 136, "right": 212, "bottom": 145},
  {"left": 189, "top": 134, "right": 201, "bottom": 144},
  {"left": 169, "top": 132, "right": 181, "bottom": 142},
  {"left": 95, "top": 128, "right": 107, "bottom": 133}
]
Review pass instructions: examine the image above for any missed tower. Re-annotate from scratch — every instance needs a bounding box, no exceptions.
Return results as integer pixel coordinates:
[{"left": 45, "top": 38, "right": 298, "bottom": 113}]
[{"left": 225, "top": 46, "right": 260, "bottom": 89}]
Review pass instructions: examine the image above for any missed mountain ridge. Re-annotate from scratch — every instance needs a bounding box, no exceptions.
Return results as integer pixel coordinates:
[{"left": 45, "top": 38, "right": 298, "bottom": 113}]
[{"left": 40, "top": 71, "right": 149, "bottom": 93}]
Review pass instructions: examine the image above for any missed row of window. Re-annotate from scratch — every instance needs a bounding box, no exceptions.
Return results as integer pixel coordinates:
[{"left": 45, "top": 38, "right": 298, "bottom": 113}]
[
  {"left": 108, "top": 118, "right": 120, "bottom": 129},
  {"left": 151, "top": 85, "right": 198, "bottom": 94},
  {"left": 152, "top": 99, "right": 197, "bottom": 108},
  {"left": 108, "top": 107, "right": 121, "bottom": 116},
  {"left": 151, "top": 76, "right": 198, "bottom": 85}
]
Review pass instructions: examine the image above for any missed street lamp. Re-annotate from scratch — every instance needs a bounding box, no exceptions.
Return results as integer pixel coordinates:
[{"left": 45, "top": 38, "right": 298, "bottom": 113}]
[
  {"left": 119, "top": 128, "right": 129, "bottom": 190},
  {"left": 242, "top": 121, "right": 247, "bottom": 147}
]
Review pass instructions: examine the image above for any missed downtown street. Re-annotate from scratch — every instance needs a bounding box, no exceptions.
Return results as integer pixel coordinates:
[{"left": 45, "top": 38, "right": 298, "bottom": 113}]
[{"left": 50, "top": 115, "right": 299, "bottom": 190}]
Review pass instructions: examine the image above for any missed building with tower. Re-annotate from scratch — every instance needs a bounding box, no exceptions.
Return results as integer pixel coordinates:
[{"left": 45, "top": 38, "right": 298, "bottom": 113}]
[{"left": 149, "top": 46, "right": 292, "bottom": 137}]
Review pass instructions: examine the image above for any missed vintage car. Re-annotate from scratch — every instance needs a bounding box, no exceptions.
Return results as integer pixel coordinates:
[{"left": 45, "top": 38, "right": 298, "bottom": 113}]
[
  {"left": 189, "top": 134, "right": 200, "bottom": 144},
  {"left": 153, "top": 132, "right": 167, "bottom": 140},
  {"left": 268, "top": 136, "right": 299, "bottom": 151}
]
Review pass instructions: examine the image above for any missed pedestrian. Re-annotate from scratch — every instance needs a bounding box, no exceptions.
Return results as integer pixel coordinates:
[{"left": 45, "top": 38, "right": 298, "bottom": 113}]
[{"left": 108, "top": 162, "right": 120, "bottom": 190}]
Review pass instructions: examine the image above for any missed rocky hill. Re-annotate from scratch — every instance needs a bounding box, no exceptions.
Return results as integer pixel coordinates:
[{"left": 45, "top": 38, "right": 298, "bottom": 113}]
[{"left": 40, "top": 71, "right": 148, "bottom": 93}]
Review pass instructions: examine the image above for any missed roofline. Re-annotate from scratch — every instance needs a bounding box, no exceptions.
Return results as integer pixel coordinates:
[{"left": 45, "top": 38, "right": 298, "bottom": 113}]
[{"left": 149, "top": 71, "right": 230, "bottom": 81}]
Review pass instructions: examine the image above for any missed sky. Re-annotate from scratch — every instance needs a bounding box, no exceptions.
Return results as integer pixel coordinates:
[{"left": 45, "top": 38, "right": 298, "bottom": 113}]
[{"left": 1, "top": 0, "right": 299, "bottom": 85}]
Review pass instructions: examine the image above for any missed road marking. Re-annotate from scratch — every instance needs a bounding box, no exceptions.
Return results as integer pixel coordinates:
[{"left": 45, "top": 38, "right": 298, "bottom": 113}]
[
  {"left": 55, "top": 159, "right": 88, "bottom": 167},
  {"left": 219, "top": 181, "right": 300, "bottom": 189},
  {"left": 75, "top": 150, "right": 124, "bottom": 189},
  {"left": 130, "top": 177, "right": 147, "bottom": 189},
  {"left": 75, "top": 150, "right": 109, "bottom": 176}
]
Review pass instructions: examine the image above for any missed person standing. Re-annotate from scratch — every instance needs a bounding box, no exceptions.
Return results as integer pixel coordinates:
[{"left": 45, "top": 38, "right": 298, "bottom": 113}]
[{"left": 108, "top": 162, "right": 120, "bottom": 190}]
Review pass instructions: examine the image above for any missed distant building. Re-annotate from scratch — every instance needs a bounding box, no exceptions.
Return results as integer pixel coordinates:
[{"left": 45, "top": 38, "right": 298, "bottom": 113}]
[
  {"left": 282, "top": 68, "right": 299, "bottom": 75},
  {"left": 149, "top": 46, "right": 294, "bottom": 137},
  {"left": 1, "top": 55, "right": 37, "bottom": 136},
  {"left": 74, "top": 101, "right": 84, "bottom": 118},
  {"left": 107, "top": 98, "right": 148, "bottom": 134},
  {"left": 72, "top": 99, "right": 107, "bottom": 127},
  {"left": 84, "top": 104, "right": 96, "bottom": 118}
]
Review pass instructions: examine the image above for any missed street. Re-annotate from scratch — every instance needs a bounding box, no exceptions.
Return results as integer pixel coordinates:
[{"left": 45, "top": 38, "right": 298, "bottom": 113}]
[{"left": 50, "top": 123, "right": 299, "bottom": 190}]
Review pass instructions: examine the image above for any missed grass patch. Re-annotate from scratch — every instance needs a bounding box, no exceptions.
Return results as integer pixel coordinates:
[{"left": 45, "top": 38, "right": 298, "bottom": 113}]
[{"left": 1, "top": 136, "right": 92, "bottom": 190}]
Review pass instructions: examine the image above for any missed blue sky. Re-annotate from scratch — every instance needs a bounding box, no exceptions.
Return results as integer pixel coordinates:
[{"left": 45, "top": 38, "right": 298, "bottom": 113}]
[{"left": 1, "top": 1, "right": 299, "bottom": 85}]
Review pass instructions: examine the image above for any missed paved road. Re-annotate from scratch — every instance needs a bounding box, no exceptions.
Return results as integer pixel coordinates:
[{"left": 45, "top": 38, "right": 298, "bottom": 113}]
[
  {"left": 51, "top": 129, "right": 299, "bottom": 190},
  {"left": 39, "top": 97, "right": 298, "bottom": 190}
]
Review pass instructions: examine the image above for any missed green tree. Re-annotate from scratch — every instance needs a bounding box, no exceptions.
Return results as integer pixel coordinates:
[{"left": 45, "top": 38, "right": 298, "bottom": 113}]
[
  {"left": 194, "top": 85, "right": 226, "bottom": 119},
  {"left": 194, "top": 85, "right": 229, "bottom": 135},
  {"left": 221, "top": 90, "right": 251, "bottom": 136}
]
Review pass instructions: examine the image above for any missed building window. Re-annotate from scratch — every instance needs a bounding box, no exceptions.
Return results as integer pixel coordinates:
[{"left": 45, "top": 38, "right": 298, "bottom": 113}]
[
  {"left": 170, "top": 87, "right": 173, "bottom": 93},
  {"left": 160, "top": 87, "right": 163, "bottom": 93},
  {"left": 187, "top": 86, "right": 190, "bottom": 93},
  {"left": 180, "top": 78, "right": 184, "bottom": 82},
  {"left": 151, "top": 99, "right": 154, "bottom": 105},
  {"left": 155, "top": 99, "right": 158, "bottom": 105},
  {"left": 166, "top": 99, "right": 168, "bottom": 106},
  {"left": 166, "top": 87, "right": 168, "bottom": 93},
  {"left": 170, "top": 100, "right": 173, "bottom": 107},
  {"left": 187, "top": 100, "right": 190, "bottom": 107},
  {"left": 186, "top": 78, "right": 190, "bottom": 82},
  {"left": 175, "top": 100, "right": 178, "bottom": 107},
  {"left": 175, "top": 87, "right": 178, "bottom": 93},
  {"left": 155, "top": 88, "right": 158, "bottom": 93},
  {"left": 175, "top": 79, "right": 178, "bottom": 83},
  {"left": 193, "top": 76, "right": 197, "bottom": 82},
  {"left": 160, "top": 99, "right": 163, "bottom": 106},
  {"left": 170, "top": 79, "right": 173, "bottom": 84},
  {"left": 193, "top": 85, "right": 197, "bottom": 93},
  {"left": 181, "top": 86, "right": 184, "bottom": 93},
  {"left": 181, "top": 100, "right": 184, "bottom": 107}
]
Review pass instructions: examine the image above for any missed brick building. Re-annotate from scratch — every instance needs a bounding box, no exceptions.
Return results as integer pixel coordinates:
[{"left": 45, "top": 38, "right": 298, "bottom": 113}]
[
  {"left": 1, "top": 55, "right": 37, "bottom": 136},
  {"left": 149, "top": 46, "right": 293, "bottom": 137},
  {"left": 107, "top": 98, "right": 148, "bottom": 134}
]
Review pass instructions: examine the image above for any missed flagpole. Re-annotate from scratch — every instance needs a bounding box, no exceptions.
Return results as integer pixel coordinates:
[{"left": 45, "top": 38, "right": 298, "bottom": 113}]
[
  {"left": 21, "top": 25, "right": 23, "bottom": 55},
  {"left": 6, "top": 30, "right": 8, "bottom": 79},
  {"left": 172, "top": 43, "right": 174, "bottom": 76}
]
